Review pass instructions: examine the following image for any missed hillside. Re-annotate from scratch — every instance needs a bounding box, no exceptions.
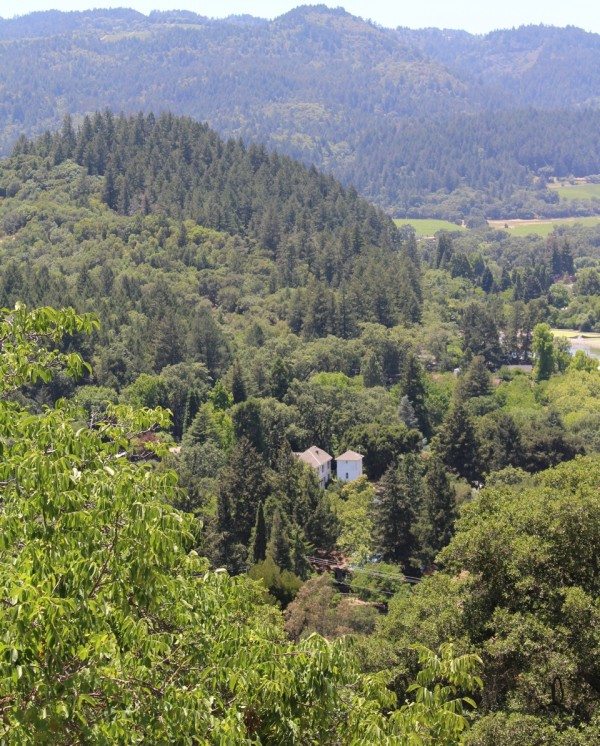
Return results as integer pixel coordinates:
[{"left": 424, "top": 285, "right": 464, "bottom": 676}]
[
  {"left": 1, "top": 6, "right": 600, "bottom": 219},
  {"left": 1, "top": 112, "right": 600, "bottom": 743}
]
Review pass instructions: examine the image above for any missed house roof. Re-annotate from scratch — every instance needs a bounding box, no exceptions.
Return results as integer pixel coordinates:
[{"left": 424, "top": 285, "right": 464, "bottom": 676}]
[
  {"left": 296, "top": 446, "right": 332, "bottom": 467},
  {"left": 336, "top": 450, "right": 363, "bottom": 461}
]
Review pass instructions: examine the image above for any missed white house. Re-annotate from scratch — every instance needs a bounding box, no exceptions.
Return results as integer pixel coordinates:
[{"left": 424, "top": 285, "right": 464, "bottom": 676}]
[
  {"left": 335, "top": 450, "right": 363, "bottom": 482},
  {"left": 294, "top": 446, "right": 333, "bottom": 488}
]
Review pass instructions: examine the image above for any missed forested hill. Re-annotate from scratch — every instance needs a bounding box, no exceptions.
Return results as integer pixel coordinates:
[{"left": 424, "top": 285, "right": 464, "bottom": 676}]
[
  {"left": 15, "top": 111, "right": 398, "bottom": 254},
  {"left": 1, "top": 7, "right": 600, "bottom": 219},
  {"left": 0, "top": 112, "right": 421, "bottom": 390}
]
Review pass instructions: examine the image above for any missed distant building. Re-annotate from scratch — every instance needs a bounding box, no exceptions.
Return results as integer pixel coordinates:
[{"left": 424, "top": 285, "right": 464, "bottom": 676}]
[
  {"left": 336, "top": 450, "right": 363, "bottom": 482},
  {"left": 294, "top": 446, "right": 333, "bottom": 488}
]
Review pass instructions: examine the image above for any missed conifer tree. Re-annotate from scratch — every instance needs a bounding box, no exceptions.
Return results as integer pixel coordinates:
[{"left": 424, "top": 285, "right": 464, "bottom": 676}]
[
  {"left": 304, "top": 493, "right": 340, "bottom": 553},
  {"left": 398, "top": 395, "right": 419, "bottom": 430},
  {"left": 374, "top": 454, "right": 422, "bottom": 569},
  {"left": 102, "top": 163, "right": 118, "bottom": 210},
  {"left": 457, "top": 355, "right": 492, "bottom": 400},
  {"left": 231, "top": 359, "right": 247, "bottom": 404},
  {"left": 435, "top": 232, "right": 453, "bottom": 269},
  {"left": 270, "top": 356, "right": 291, "bottom": 400},
  {"left": 210, "top": 380, "right": 233, "bottom": 411},
  {"left": 181, "top": 388, "right": 201, "bottom": 436},
  {"left": 267, "top": 508, "right": 293, "bottom": 572},
  {"left": 401, "top": 353, "right": 429, "bottom": 435},
  {"left": 251, "top": 501, "right": 268, "bottom": 564},
  {"left": 361, "top": 350, "right": 383, "bottom": 387},
  {"left": 217, "top": 437, "right": 269, "bottom": 552},
  {"left": 532, "top": 323, "right": 555, "bottom": 381},
  {"left": 435, "top": 400, "right": 482, "bottom": 484},
  {"left": 415, "top": 457, "right": 456, "bottom": 568}
]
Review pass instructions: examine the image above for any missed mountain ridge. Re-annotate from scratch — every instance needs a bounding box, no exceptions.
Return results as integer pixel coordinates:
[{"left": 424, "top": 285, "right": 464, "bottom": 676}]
[{"left": 0, "top": 6, "right": 599, "bottom": 219}]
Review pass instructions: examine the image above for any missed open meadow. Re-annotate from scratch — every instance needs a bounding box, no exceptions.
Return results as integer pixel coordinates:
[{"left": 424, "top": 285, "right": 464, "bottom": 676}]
[
  {"left": 488, "top": 216, "right": 600, "bottom": 237},
  {"left": 548, "top": 181, "right": 600, "bottom": 202},
  {"left": 393, "top": 218, "right": 465, "bottom": 236}
]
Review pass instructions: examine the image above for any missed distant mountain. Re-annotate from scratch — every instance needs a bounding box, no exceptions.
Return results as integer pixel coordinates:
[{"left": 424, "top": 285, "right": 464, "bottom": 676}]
[
  {"left": 0, "top": 5, "right": 599, "bottom": 219},
  {"left": 399, "top": 25, "right": 600, "bottom": 109}
]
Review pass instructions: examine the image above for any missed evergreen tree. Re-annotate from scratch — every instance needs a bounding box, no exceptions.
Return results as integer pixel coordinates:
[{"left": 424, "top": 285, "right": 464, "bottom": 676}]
[
  {"left": 181, "top": 388, "right": 201, "bottom": 436},
  {"left": 102, "top": 163, "right": 118, "bottom": 210},
  {"left": 415, "top": 457, "right": 456, "bottom": 568},
  {"left": 361, "top": 350, "right": 383, "bottom": 387},
  {"left": 266, "top": 508, "right": 293, "bottom": 572},
  {"left": 480, "top": 267, "right": 494, "bottom": 293},
  {"left": 401, "top": 353, "right": 429, "bottom": 435},
  {"left": 398, "top": 395, "right": 419, "bottom": 430},
  {"left": 435, "top": 400, "right": 482, "bottom": 485},
  {"left": 435, "top": 232, "right": 453, "bottom": 269},
  {"left": 461, "top": 302, "right": 503, "bottom": 368},
  {"left": 561, "top": 242, "right": 574, "bottom": 275},
  {"left": 304, "top": 493, "right": 340, "bottom": 553},
  {"left": 374, "top": 454, "right": 422, "bottom": 569},
  {"left": 231, "top": 359, "right": 247, "bottom": 404},
  {"left": 153, "top": 313, "right": 184, "bottom": 372},
  {"left": 457, "top": 355, "right": 492, "bottom": 400},
  {"left": 210, "top": 380, "right": 233, "bottom": 411},
  {"left": 217, "top": 437, "right": 270, "bottom": 553},
  {"left": 532, "top": 323, "right": 555, "bottom": 381},
  {"left": 251, "top": 501, "right": 268, "bottom": 564}
]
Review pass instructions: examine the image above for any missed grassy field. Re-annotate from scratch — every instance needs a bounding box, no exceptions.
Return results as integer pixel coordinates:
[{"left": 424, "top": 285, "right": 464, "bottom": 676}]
[
  {"left": 548, "top": 182, "right": 600, "bottom": 202},
  {"left": 394, "top": 218, "right": 465, "bottom": 236},
  {"left": 488, "top": 216, "right": 600, "bottom": 237}
]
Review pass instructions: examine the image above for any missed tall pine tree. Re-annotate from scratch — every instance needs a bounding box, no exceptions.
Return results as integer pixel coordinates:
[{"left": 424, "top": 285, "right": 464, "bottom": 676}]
[
  {"left": 374, "top": 454, "right": 422, "bottom": 570},
  {"left": 414, "top": 457, "right": 456, "bottom": 568},
  {"left": 435, "top": 400, "right": 482, "bottom": 484}
]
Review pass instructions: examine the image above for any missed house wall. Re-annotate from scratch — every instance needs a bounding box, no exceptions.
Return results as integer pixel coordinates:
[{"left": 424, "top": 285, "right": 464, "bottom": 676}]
[{"left": 336, "top": 459, "right": 362, "bottom": 482}]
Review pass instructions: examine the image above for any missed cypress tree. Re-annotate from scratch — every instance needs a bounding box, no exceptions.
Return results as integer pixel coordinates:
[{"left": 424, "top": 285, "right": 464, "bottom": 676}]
[
  {"left": 266, "top": 508, "right": 293, "bottom": 572},
  {"left": 251, "top": 501, "right": 268, "bottom": 564}
]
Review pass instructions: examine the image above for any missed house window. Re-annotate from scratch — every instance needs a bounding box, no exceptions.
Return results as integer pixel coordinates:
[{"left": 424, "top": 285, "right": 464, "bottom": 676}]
[{"left": 345, "top": 472, "right": 349, "bottom": 480}]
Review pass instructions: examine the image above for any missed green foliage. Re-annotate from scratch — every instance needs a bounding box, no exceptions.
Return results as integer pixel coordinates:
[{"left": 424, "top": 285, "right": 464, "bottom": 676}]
[
  {"left": 247, "top": 557, "right": 302, "bottom": 608},
  {"left": 434, "top": 399, "right": 482, "bottom": 484},
  {"left": 414, "top": 457, "right": 457, "bottom": 567},
  {"left": 329, "top": 477, "right": 376, "bottom": 563},
  {"left": 343, "top": 422, "right": 422, "bottom": 481},
  {"left": 351, "top": 562, "right": 408, "bottom": 604},
  {"left": 0, "top": 303, "right": 97, "bottom": 394},
  {"left": 532, "top": 323, "right": 555, "bottom": 381},
  {"left": 374, "top": 454, "right": 422, "bottom": 569}
]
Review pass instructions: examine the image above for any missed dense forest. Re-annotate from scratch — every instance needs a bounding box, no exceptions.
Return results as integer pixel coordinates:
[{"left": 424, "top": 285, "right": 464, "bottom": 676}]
[
  {"left": 1, "top": 6, "right": 600, "bottom": 219},
  {"left": 0, "top": 112, "right": 599, "bottom": 742}
]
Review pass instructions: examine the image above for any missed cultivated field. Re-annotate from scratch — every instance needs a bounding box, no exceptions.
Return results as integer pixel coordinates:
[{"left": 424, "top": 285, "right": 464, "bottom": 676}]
[
  {"left": 488, "top": 216, "right": 600, "bottom": 237},
  {"left": 548, "top": 181, "right": 600, "bottom": 202},
  {"left": 394, "top": 218, "right": 465, "bottom": 236}
]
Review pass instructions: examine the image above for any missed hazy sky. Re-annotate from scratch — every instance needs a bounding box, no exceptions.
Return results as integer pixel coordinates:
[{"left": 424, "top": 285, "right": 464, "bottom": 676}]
[{"left": 1, "top": 1, "right": 598, "bottom": 34}]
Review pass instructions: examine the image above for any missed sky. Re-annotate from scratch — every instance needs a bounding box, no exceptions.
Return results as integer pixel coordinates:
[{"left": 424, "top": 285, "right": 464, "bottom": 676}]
[{"left": 0, "top": 1, "right": 598, "bottom": 34}]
